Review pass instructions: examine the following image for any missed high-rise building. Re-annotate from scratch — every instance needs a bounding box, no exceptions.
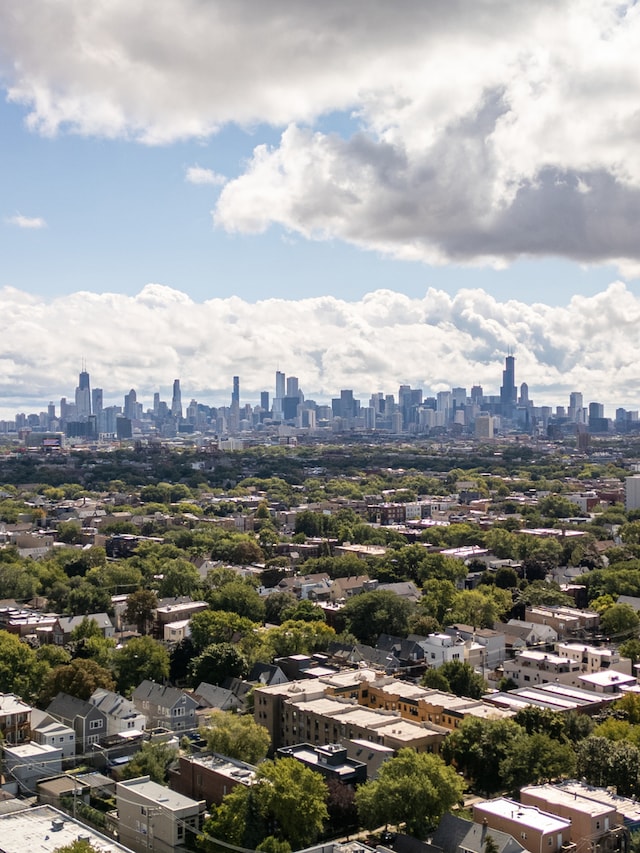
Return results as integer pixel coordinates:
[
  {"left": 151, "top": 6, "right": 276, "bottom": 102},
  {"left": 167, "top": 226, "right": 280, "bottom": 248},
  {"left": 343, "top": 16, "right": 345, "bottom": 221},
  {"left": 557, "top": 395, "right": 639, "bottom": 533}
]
[
  {"left": 500, "top": 355, "right": 517, "bottom": 416},
  {"left": 75, "top": 368, "right": 91, "bottom": 420},
  {"left": 275, "top": 371, "right": 286, "bottom": 400},
  {"left": 124, "top": 389, "right": 138, "bottom": 420},
  {"left": 232, "top": 376, "right": 240, "bottom": 406},
  {"left": 92, "top": 388, "right": 103, "bottom": 414},
  {"left": 568, "top": 391, "right": 584, "bottom": 423},
  {"left": 286, "top": 376, "right": 299, "bottom": 399},
  {"left": 171, "top": 379, "right": 182, "bottom": 419}
]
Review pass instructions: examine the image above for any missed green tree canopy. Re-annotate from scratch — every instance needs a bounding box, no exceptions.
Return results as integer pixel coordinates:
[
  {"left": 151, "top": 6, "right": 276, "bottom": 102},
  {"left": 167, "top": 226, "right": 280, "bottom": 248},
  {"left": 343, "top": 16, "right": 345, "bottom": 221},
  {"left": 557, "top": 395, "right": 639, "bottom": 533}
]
[
  {"left": 341, "top": 590, "right": 413, "bottom": 645},
  {"left": 39, "top": 658, "right": 115, "bottom": 707},
  {"left": 200, "top": 711, "right": 270, "bottom": 764},
  {"left": 189, "top": 642, "right": 248, "bottom": 687},
  {"left": 115, "top": 636, "right": 170, "bottom": 695},
  {"left": 120, "top": 741, "right": 178, "bottom": 784},
  {"left": 355, "top": 748, "right": 464, "bottom": 838}
]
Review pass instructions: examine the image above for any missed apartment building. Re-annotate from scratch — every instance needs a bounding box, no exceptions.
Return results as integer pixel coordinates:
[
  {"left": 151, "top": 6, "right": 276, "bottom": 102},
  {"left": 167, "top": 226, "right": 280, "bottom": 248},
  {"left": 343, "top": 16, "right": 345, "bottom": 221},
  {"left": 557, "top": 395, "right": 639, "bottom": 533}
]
[
  {"left": 473, "top": 798, "right": 573, "bottom": 853},
  {"left": 115, "top": 776, "right": 205, "bottom": 853}
]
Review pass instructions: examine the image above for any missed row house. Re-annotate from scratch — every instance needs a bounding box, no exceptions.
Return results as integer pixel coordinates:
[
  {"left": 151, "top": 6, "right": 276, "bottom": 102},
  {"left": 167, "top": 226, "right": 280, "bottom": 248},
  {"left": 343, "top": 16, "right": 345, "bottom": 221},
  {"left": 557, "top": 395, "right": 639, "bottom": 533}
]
[
  {"left": 52, "top": 612, "right": 114, "bottom": 645},
  {"left": 0, "top": 694, "right": 32, "bottom": 744},
  {"left": 46, "top": 692, "right": 106, "bottom": 754},
  {"left": 520, "top": 784, "right": 628, "bottom": 853},
  {"left": 90, "top": 688, "right": 147, "bottom": 737},
  {"left": 132, "top": 681, "right": 198, "bottom": 732}
]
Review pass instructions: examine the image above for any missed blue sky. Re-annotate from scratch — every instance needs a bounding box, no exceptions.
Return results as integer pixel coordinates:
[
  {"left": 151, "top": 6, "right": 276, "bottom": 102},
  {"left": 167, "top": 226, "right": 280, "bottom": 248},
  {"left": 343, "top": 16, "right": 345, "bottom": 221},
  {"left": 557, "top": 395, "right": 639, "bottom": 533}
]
[{"left": 1, "top": 1, "right": 640, "bottom": 416}]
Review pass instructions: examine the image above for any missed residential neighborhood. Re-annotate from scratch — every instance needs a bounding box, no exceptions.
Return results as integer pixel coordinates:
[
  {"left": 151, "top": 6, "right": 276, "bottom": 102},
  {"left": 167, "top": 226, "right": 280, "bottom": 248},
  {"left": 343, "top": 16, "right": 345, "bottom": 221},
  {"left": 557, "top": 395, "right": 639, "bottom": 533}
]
[{"left": 0, "top": 432, "right": 640, "bottom": 852}]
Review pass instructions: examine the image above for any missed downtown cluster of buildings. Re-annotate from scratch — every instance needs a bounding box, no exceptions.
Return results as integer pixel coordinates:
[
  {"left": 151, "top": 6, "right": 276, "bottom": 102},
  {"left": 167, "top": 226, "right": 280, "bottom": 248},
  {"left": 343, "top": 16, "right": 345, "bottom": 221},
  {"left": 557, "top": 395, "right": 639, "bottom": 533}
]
[{"left": 3, "top": 357, "right": 640, "bottom": 442}]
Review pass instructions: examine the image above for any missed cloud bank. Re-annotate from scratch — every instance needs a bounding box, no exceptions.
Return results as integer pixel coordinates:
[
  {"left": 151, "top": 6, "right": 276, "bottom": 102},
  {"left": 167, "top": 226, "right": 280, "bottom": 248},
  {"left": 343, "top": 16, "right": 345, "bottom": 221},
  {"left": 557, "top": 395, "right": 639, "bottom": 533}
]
[
  {"left": 0, "top": 283, "right": 638, "bottom": 419},
  {"left": 1, "top": 1, "right": 640, "bottom": 271}
]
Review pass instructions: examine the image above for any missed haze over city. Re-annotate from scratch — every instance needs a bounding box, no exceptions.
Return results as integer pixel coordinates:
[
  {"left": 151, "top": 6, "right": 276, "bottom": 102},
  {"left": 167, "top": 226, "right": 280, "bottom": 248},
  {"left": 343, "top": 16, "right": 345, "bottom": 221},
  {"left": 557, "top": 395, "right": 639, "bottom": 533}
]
[{"left": 1, "top": 2, "right": 640, "bottom": 417}]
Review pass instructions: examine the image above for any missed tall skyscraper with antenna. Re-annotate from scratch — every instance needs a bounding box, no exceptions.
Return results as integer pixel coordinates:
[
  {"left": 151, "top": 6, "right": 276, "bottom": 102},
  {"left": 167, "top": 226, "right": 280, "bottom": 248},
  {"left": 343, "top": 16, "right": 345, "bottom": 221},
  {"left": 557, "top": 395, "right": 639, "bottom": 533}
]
[
  {"left": 75, "top": 363, "right": 91, "bottom": 420},
  {"left": 500, "top": 353, "right": 517, "bottom": 417}
]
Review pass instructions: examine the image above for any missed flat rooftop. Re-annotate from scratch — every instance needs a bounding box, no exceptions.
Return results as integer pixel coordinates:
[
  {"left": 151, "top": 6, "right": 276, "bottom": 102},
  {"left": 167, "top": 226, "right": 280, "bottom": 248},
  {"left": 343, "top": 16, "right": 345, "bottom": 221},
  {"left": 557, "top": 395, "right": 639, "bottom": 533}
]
[
  {"left": 0, "top": 804, "right": 133, "bottom": 852},
  {"left": 475, "top": 797, "right": 571, "bottom": 833}
]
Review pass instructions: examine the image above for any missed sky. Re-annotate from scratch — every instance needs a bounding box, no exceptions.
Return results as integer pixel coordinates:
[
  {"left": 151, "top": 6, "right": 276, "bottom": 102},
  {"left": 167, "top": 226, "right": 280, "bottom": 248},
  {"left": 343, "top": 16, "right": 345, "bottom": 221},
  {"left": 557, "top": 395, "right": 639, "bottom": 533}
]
[{"left": 1, "top": 1, "right": 640, "bottom": 419}]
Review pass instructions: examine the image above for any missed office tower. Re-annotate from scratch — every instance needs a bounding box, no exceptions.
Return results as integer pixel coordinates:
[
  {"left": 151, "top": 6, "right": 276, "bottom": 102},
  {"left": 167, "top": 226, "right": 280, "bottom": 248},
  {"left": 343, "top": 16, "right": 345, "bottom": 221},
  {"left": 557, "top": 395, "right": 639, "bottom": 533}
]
[
  {"left": 47, "top": 402, "right": 55, "bottom": 421},
  {"left": 500, "top": 355, "right": 517, "bottom": 416},
  {"left": 260, "top": 391, "right": 270, "bottom": 414},
  {"left": 589, "top": 402, "right": 604, "bottom": 420},
  {"left": 153, "top": 392, "right": 160, "bottom": 416},
  {"left": 475, "top": 413, "right": 494, "bottom": 439},
  {"left": 452, "top": 387, "right": 466, "bottom": 408},
  {"left": 75, "top": 367, "right": 91, "bottom": 420},
  {"left": 92, "top": 388, "right": 103, "bottom": 414},
  {"left": 519, "top": 383, "right": 529, "bottom": 406},
  {"left": 471, "top": 385, "right": 483, "bottom": 405},
  {"left": 124, "top": 389, "right": 137, "bottom": 420},
  {"left": 437, "top": 391, "right": 452, "bottom": 420},
  {"left": 568, "top": 391, "right": 584, "bottom": 423},
  {"left": 232, "top": 376, "right": 240, "bottom": 406},
  {"left": 286, "top": 376, "right": 299, "bottom": 398},
  {"left": 171, "top": 379, "right": 182, "bottom": 419},
  {"left": 275, "top": 371, "right": 285, "bottom": 400}
]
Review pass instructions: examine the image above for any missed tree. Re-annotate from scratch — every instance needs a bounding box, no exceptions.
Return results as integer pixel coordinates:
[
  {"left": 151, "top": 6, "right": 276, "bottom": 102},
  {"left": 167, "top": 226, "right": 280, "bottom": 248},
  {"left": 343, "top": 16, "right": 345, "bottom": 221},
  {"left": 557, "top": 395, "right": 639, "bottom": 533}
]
[
  {"left": 443, "top": 716, "right": 521, "bottom": 795},
  {"left": 425, "top": 661, "right": 488, "bottom": 699},
  {"left": 189, "top": 609, "right": 257, "bottom": 652},
  {"left": 120, "top": 741, "right": 178, "bottom": 784},
  {"left": 53, "top": 841, "right": 97, "bottom": 853},
  {"left": 0, "top": 629, "right": 49, "bottom": 702},
  {"left": 115, "top": 636, "right": 170, "bottom": 695},
  {"left": 577, "top": 736, "right": 640, "bottom": 796},
  {"left": 500, "top": 731, "right": 576, "bottom": 790},
  {"left": 124, "top": 589, "right": 158, "bottom": 635},
  {"left": 449, "top": 588, "right": 511, "bottom": 629},
  {"left": 600, "top": 603, "right": 640, "bottom": 640},
  {"left": 39, "top": 658, "right": 116, "bottom": 706},
  {"left": 259, "top": 620, "right": 336, "bottom": 658},
  {"left": 189, "top": 642, "right": 248, "bottom": 686},
  {"left": 202, "top": 758, "right": 328, "bottom": 851},
  {"left": 208, "top": 581, "right": 266, "bottom": 623},
  {"left": 355, "top": 748, "right": 464, "bottom": 838},
  {"left": 341, "top": 590, "right": 412, "bottom": 646},
  {"left": 200, "top": 711, "right": 270, "bottom": 764},
  {"left": 157, "top": 559, "right": 203, "bottom": 598},
  {"left": 619, "top": 639, "right": 640, "bottom": 666}
]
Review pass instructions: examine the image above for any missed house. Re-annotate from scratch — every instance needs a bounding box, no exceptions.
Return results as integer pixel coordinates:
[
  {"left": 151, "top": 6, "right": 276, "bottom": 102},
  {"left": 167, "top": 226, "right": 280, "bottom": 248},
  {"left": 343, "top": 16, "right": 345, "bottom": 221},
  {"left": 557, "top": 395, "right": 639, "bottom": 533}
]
[
  {"left": 473, "top": 798, "right": 573, "bottom": 853},
  {"left": 432, "top": 812, "right": 527, "bottom": 853},
  {"left": 501, "top": 619, "right": 559, "bottom": 649},
  {"left": 0, "top": 693, "right": 32, "bottom": 745},
  {"left": 52, "top": 612, "right": 114, "bottom": 645},
  {"left": 30, "top": 708, "right": 76, "bottom": 760},
  {"left": 193, "top": 682, "right": 243, "bottom": 714},
  {"left": 329, "top": 575, "right": 370, "bottom": 602},
  {"left": 132, "top": 681, "right": 198, "bottom": 732},
  {"left": 115, "top": 776, "right": 205, "bottom": 853},
  {"left": 3, "top": 741, "right": 62, "bottom": 793},
  {"left": 46, "top": 692, "right": 107, "bottom": 753},
  {"left": 154, "top": 599, "right": 208, "bottom": 638},
  {"left": 89, "top": 688, "right": 147, "bottom": 736}
]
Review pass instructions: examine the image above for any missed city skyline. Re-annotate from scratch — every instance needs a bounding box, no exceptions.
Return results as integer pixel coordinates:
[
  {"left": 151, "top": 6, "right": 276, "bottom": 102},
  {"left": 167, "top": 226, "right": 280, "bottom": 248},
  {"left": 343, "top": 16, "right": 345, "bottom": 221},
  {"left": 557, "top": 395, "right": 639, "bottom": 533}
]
[
  {"left": 3, "top": 358, "right": 635, "bottom": 432},
  {"left": 2, "top": 4, "right": 640, "bottom": 416}
]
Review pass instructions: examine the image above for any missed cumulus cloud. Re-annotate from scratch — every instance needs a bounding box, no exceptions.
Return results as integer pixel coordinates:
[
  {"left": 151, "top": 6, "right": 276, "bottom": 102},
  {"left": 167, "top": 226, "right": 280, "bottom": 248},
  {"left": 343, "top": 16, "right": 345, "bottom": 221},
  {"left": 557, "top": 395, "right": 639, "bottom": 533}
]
[
  {"left": 5, "top": 213, "right": 47, "bottom": 229},
  {"left": 2, "top": 1, "right": 640, "bottom": 269},
  {"left": 0, "top": 282, "right": 639, "bottom": 419},
  {"left": 185, "top": 166, "right": 226, "bottom": 187}
]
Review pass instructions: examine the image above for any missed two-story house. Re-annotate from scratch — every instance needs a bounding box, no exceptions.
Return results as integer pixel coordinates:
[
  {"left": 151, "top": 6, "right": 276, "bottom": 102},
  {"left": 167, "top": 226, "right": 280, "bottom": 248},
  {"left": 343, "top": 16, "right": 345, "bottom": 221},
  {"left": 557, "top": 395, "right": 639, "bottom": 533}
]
[
  {"left": 132, "top": 681, "right": 197, "bottom": 732},
  {"left": 89, "top": 688, "right": 147, "bottom": 737},
  {"left": 46, "top": 692, "right": 107, "bottom": 754}
]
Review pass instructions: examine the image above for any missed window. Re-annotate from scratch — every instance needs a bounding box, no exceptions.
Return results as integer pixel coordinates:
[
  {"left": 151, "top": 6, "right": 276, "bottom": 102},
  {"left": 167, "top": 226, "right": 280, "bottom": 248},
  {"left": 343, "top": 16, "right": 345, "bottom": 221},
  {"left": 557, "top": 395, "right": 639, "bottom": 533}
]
[
  {"left": 89, "top": 719, "right": 102, "bottom": 730},
  {"left": 173, "top": 707, "right": 185, "bottom": 716}
]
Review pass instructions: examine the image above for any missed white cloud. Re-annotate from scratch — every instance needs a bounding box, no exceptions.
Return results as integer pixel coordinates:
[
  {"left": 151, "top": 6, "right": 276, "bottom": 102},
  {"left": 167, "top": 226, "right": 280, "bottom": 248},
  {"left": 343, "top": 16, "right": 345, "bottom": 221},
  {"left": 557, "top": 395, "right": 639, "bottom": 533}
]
[
  {"left": 0, "top": 282, "right": 639, "bottom": 419},
  {"left": 185, "top": 166, "right": 226, "bottom": 187},
  {"left": 2, "top": 2, "right": 640, "bottom": 268},
  {"left": 5, "top": 213, "right": 47, "bottom": 229}
]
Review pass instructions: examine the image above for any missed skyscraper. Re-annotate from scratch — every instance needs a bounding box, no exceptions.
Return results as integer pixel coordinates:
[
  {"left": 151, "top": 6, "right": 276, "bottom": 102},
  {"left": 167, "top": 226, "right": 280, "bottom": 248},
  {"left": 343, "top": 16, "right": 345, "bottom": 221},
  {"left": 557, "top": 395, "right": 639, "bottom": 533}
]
[
  {"left": 275, "top": 371, "right": 285, "bottom": 400},
  {"left": 232, "top": 376, "right": 240, "bottom": 406},
  {"left": 500, "top": 355, "right": 517, "bottom": 417},
  {"left": 171, "top": 379, "right": 182, "bottom": 419},
  {"left": 75, "top": 367, "right": 91, "bottom": 420}
]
